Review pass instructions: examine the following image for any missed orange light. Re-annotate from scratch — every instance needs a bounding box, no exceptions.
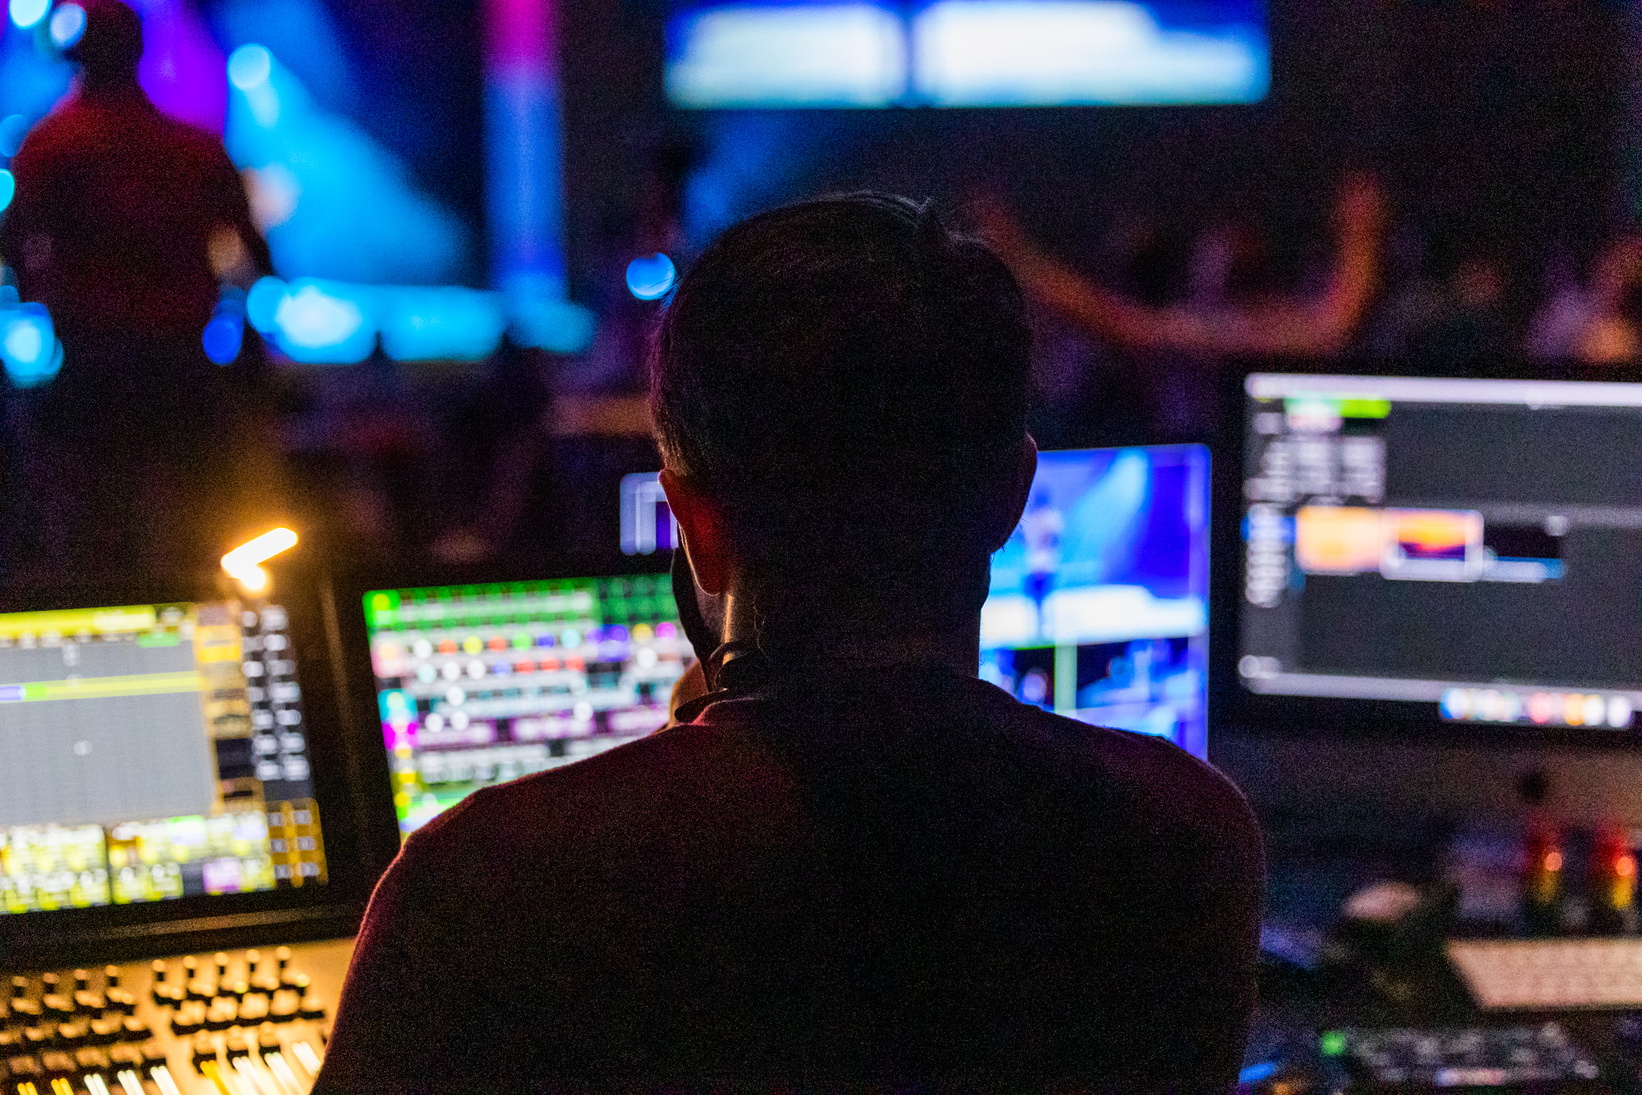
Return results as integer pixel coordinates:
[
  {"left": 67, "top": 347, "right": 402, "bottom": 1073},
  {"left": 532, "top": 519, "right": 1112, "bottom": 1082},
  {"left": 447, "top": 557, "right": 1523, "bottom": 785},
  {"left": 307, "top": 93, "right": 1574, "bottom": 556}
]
[
  {"left": 1545, "top": 851, "right": 1564, "bottom": 872},
  {"left": 222, "top": 527, "right": 298, "bottom": 593},
  {"left": 1619, "top": 856, "right": 1637, "bottom": 878}
]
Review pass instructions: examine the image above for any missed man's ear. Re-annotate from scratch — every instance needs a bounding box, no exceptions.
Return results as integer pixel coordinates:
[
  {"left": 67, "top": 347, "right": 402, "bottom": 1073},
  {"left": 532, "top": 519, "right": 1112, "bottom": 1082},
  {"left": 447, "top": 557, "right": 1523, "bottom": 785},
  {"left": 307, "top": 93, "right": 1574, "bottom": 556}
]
[
  {"left": 660, "top": 468, "right": 732, "bottom": 596},
  {"left": 984, "top": 434, "right": 1039, "bottom": 554}
]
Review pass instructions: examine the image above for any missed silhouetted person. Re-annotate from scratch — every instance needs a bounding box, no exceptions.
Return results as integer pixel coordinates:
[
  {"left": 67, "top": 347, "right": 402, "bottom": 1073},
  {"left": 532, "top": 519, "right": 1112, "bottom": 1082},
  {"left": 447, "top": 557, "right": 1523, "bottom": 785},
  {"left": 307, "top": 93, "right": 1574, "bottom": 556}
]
[
  {"left": 1, "top": 0, "right": 277, "bottom": 579},
  {"left": 319, "top": 196, "right": 1263, "bottom": 1093}
]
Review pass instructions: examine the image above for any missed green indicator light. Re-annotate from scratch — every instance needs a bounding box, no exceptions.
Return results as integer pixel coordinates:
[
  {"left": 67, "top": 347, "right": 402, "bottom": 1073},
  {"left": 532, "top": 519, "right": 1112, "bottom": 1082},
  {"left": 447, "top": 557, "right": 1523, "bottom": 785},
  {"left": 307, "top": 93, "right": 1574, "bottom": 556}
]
[
  {"left": 1319, "top": 1031, "right": 1346, "bottom": 1057},
  {"left": 1338, "top": 396, "right": 1391, "bottom": 418}
]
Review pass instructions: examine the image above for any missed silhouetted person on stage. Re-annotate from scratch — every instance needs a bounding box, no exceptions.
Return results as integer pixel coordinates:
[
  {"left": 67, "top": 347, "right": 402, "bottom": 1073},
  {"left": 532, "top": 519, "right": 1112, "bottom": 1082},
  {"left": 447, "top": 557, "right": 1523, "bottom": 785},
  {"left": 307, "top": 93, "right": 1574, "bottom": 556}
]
[
  {"left": 1, "top": 0, "right": 277, "bottom": 579},
  {"left": 320, "top": 195, "right": 1263, "bottom": 1093}
]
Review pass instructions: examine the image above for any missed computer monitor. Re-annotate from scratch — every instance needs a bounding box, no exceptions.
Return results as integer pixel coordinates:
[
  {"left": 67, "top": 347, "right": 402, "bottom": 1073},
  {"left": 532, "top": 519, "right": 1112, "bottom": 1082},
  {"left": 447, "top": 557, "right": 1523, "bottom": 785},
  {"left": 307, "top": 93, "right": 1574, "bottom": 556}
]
[
  {"left": 621, "top": 446, "right": 1211, "bottom": 756},
  {"left": 1237, "top": 373, "right": 1642, "bottom": 730},
  {"left": 1221, "top": 372, "right": 1642, "bottom": 829},
  {"left": 359, "top": 572, "right": 691, "bottom": 835},
  {"left": 0, "top": 581, "right": 365, "bottom": 960},
  {"left": 982, "top": 445, "right": 1210, "bottom": 756}
]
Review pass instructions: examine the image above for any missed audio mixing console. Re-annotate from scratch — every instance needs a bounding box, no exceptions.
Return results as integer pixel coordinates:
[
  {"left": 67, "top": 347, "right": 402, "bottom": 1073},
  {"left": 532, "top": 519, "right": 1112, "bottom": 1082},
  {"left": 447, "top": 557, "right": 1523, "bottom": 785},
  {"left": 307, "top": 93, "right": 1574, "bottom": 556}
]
[{"left": 1, "top": 940, "right": 353, "bottom": 1095}]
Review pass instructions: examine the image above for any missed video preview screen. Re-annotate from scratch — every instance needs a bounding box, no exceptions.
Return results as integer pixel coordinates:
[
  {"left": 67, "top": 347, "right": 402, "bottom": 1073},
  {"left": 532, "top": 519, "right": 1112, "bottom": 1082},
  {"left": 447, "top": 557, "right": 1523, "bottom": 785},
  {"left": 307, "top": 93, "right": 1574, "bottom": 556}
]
[
  {"left": 981, "top": 446, "right": 1209, "bottom": 756},
  {"left": 622, "top": 447, "right": 1211, "bottom": 756},
  {"left": 0, "top": 602, "right": 325, "bottom": 915},
  {"left": 1240, "top": 374, "right": 1642, "bottom": 731},
  {"left": 666, "top": 0, "right": 1269, "bottom": 108},
  {"left": 364, "top": 577, "right": 691, "bottom": 835}
]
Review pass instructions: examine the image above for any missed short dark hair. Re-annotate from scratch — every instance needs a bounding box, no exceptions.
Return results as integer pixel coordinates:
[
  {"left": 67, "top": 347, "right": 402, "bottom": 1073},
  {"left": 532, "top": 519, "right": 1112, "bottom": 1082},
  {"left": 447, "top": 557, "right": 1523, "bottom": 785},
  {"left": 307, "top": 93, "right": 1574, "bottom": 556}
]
[
  {"left": 650, "top": 194, "right": 1032, "bottom": 643},
  {"left": 68, "top": 0, "right": 143, "bottom": 81}
]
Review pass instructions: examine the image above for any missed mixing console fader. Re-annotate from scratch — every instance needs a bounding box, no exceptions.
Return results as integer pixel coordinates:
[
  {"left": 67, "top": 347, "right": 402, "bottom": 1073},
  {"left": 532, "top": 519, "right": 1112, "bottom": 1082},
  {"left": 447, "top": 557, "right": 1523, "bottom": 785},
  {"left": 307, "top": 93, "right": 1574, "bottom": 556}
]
[{"left": 1, "top": 940, "right": 353, "bottom": 1095}]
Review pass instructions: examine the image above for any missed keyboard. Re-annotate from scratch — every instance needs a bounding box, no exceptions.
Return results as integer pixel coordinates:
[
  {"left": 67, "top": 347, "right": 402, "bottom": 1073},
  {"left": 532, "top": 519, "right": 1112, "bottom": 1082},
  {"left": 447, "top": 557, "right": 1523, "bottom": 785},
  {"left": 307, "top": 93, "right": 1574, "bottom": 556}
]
[
  {"left": 1448, "top": 937, "right": 1642, "bottom": 1009},
  {"left": 1324, "top": 1023, "right": 1602, "bottom": 1088}
]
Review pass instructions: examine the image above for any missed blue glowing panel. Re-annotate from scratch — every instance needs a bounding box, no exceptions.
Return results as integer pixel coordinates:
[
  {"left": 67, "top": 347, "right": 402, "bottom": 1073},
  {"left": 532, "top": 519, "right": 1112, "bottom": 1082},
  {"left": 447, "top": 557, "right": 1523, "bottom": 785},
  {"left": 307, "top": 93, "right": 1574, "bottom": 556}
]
[
  {"left": 668, "top": 3, "right": 907, "bottom": 107},
  {"left": 981, "top": 445, "right": 1210, "bottom": 756},
  {"left": 667, "top": 0, "right": 1266, "bottom": 108}
]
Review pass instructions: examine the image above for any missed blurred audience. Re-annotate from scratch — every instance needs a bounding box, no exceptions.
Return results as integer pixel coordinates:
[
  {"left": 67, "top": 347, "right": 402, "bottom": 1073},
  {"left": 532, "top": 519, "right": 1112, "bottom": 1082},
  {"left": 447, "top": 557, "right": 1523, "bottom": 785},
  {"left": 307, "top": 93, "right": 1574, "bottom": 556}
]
[{"left": 1528, "top": 232, "right": 1642, "bottom": 365}]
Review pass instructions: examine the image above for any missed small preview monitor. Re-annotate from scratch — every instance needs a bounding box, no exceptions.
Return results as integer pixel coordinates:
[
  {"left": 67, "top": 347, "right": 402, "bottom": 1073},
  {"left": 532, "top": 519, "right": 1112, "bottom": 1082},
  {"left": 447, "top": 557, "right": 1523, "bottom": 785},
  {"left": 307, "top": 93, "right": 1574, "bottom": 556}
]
[
  {"left": 981, "top": 445, "right": 1211, "bottom": 757},
  {"left": 621, "top": 472, "right": 680, "bottom": 555},
  {"left": 0, "top": 599, "right": 326, "bottom": 916},
  {"left": 363, "top": 575, "right": 691, "bottom": 835},
  {"left": 1239, "top": 373, "right": 1642, "bottom": 731}
]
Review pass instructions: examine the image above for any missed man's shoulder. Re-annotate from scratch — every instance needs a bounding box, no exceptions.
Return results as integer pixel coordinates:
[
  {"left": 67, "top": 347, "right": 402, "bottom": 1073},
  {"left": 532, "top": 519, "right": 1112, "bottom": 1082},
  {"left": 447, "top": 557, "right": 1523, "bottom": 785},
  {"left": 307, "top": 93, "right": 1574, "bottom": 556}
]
[
  {"left": 403, "top": 723, "right": 802, "bottom": 867},
  {"left": 987, "top": 691, "right": 1260, "bottom": 855}
]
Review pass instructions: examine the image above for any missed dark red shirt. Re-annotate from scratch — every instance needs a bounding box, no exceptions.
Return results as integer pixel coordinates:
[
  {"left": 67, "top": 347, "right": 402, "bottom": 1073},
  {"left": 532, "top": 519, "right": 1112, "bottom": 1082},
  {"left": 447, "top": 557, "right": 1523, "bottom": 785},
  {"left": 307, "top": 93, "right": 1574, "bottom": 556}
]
[
  {"left": 319, "top": 664, "right": 1263, "bottom": 1093},
  {"left": 3, "top": 86, "right": 266, "bottom": 342}
]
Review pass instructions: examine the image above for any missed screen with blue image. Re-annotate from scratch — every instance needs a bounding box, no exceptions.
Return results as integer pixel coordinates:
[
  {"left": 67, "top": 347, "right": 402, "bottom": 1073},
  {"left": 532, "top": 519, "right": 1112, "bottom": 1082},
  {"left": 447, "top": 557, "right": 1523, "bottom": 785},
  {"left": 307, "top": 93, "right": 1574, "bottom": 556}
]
[
  {"left": 980, "top": 445, "right": 1209, "bottom": 757},
  {"left": 666, "top": 0, "right": 1268, "bottom": 108}
]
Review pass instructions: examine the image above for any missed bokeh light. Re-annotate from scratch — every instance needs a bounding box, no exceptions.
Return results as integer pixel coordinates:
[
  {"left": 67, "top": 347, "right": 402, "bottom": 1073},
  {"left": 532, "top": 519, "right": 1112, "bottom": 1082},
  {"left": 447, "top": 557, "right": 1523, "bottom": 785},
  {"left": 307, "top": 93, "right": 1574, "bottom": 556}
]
[
  {"left": 626, "top": 253, "right": 677, "bottom": 300},
  {"left": 0, "top": 305, "right": 59, "bottom": 387},
  {"left": 0, "top": 115, "right": 29, "bottom": 157},
  {"left": 9, "top": 0, "right": 48, "bottom": 29},
  {"left": 48, "top": 2, "right": 83, "bottom": 48},
  {"left": 246, "top": 276, "right": 285, "bottom": 333},
  {"left": 0, "top": 171, "right": 17, "bottom": 214},
  {"left": 227, "top": 44, "right": 273, "bottom": 91},
  {"left": 202, "top": 314, "right": 244, "bottom": 364}
]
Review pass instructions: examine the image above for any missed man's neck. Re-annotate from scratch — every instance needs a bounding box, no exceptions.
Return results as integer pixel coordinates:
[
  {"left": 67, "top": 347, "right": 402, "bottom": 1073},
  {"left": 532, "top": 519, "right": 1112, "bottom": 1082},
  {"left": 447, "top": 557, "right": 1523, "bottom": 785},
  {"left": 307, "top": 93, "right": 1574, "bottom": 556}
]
[
  {"left": 79, "top": 74, "right": 145, "bottom": 101},
  {"left": 719, "top": 588, "right": 981, "bottom": 677}
]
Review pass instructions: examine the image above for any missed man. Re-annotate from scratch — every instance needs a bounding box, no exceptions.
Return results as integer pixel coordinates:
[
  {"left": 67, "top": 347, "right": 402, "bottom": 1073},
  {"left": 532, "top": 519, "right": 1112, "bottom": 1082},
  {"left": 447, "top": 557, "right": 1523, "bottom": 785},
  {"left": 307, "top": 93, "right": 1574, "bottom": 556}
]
[
  {"left": 319, "top": 195, "right": 1263, "bottom": 1092},
  {"left": 1, "top": 0, "right": 277, "bottom": 578}
]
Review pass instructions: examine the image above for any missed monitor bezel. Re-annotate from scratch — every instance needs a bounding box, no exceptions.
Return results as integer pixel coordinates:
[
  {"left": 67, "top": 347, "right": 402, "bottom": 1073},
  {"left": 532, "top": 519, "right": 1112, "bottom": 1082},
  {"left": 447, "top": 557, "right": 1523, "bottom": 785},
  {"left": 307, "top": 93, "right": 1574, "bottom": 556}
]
[
  {"left": 327, "top": 554, "right": 681, "bottom": 884},
  {"left": 0, "top": 563, "right": 378, "bottom": 968},
  {"left": 1211, "top": 359, "right": 1642, "bottom": 755}
]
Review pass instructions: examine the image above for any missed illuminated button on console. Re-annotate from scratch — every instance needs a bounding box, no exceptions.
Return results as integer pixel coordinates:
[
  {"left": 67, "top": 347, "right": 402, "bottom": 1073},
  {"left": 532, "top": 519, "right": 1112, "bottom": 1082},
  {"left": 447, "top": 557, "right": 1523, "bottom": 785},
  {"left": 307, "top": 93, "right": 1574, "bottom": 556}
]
[
  {"left": 269, "top": 991, "right": 300, "bottom": 1022},
  {"left": 298, "top": 991, "right": 326, "bottom": 1022},
  {"left": 204, "top": 997, "right": 239, "bottom": 1031},
  {"left": 238, "top": 994, "right": 270, "bottom": 1024},
  {"left": 74, "top": 1046, "right": 111, "bottom": 1072},
  {"left": 87, "top": 1016, "right": 122, "bottom": 1046}
]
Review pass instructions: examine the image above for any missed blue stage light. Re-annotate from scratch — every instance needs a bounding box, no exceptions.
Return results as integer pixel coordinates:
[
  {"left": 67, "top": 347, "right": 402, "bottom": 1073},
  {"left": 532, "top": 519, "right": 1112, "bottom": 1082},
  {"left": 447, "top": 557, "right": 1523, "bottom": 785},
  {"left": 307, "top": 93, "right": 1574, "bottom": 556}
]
[
  {"left": 378, "top": 286, "right": 507, "bottom": 363},
  {"left": 48, "top": 2, "right": 83, "bottom": 47},
  {"left": 510, "top": 294, "right": 595, "bottom": 354},
  {"left": 203, "top": 291, "right": 247, "bottom": 365},
  {"left": 202, "top": 314, "right": 244, "bottom": 364},
  {"left": 0, "top": 304, "right": 60, "bottom": 387},
  {"left": 245, "top": 276, "right": 285, "bottom": 333},
  {"left": 9, "top": 0, "right": 47, "bottom": 29},
  {"left": 228, "top": 44, "right": 272, "bottom": 90},
  {"left": 0, "top": 171, "right": 15, "bottom": 213},
  {"left": 626, "top": 253, "right": 676, "bottom": 300},
  {"left": 271, "top": 280, "right": 376, "bottom": 363},
  {"left": 0, "top": 116, "right": 26, "bottom": 157}
]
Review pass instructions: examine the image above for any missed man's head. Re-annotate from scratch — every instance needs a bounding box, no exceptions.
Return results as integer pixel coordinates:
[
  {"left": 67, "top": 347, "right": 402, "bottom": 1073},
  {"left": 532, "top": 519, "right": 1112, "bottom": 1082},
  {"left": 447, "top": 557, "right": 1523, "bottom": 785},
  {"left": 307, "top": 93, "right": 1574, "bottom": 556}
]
[
  {"left": 67, "top": 0, "right": 143, "bottom": 87},
  {"left": 651, "top": 194, "right": 1035, "bottom": 652}
]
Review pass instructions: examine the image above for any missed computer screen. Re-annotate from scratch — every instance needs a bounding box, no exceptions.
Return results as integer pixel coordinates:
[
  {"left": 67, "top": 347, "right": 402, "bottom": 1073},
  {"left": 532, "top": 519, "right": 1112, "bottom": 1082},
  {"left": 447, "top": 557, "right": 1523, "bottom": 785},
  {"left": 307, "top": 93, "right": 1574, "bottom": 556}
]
[
  {"left": 665, "top": 0, "right": 1269, "bottom": 108},
  {"left": 363, "top": 575, "right": 691, "bottom": 834},
  {"left": 1239, "top": 374, "right": 1642, "bottom": 732},
  {"left": 0, "top": 600, "right": 326, "bottom": 915},
  {"left": 981, "top": 445, "right": 1210, "bottom": 756}
]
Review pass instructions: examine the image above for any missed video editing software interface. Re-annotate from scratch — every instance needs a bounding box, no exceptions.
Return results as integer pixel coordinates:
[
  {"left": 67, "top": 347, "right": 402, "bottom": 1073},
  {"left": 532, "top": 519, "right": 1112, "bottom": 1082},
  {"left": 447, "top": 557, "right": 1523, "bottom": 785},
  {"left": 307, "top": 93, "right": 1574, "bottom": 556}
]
[
  {"left": 1240, "top": 374, "right": 1642, "bottom": 730},
  {"left": 0, "top": 601, "right": 326, "bottom": 915},
  {"left": 364, "top": 576, "right": 691, "bottom": 834}
]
